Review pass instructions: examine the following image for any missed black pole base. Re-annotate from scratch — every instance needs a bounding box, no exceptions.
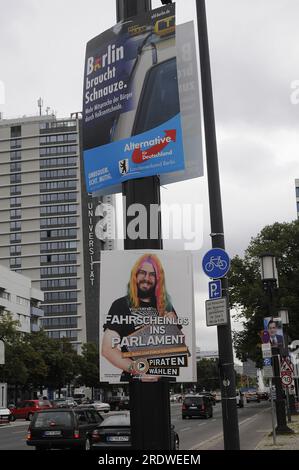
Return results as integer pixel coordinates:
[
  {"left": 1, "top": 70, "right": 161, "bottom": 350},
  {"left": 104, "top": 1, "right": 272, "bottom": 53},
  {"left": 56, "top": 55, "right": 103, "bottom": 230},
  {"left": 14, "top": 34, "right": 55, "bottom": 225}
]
[{"left": 276, "top": 425, "right": 295, "bottom": 435}]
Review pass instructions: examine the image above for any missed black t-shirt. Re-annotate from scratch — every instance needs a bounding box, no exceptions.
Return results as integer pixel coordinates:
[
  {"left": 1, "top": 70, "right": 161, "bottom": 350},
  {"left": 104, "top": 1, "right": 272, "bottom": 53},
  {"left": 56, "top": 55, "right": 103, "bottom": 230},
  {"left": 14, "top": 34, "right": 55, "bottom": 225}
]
[{"left": 103, "top": 296, "right": 159, "bottom": 352}]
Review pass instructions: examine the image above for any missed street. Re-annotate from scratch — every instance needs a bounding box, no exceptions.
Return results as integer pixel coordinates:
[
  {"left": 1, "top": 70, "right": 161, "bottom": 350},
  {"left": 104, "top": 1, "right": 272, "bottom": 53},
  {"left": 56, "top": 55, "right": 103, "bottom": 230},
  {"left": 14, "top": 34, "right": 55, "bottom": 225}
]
[{"left": 0, "top": 401, "right": 272, "bottom": 451}]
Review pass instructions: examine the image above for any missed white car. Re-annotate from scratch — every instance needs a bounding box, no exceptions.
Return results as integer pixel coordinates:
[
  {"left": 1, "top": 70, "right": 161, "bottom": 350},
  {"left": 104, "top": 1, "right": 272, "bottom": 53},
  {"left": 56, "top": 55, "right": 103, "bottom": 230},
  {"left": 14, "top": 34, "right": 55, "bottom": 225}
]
[
  {"left": 79, "top": 401, "right": 110, "bottom": 413},
  {"left": 0, "top": 407, "right": 12, "bottom": 424}
]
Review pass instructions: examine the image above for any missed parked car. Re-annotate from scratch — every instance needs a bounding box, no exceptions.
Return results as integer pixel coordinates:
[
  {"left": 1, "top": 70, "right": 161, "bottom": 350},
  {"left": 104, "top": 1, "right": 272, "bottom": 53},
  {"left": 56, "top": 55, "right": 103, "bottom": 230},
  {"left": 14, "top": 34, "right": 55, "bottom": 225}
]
[
  {"left": 236, "top": 390, "right": 244, "bottom": 408},
  {"left": 26, "top": 407, "right": 103, "bottom": 451},
  {"left": 245, "top": 392, "right": 260, "bottom": 403},
  {"left": 78, "top": 401, "right": 110, "bottom": 414},
  {"left": 52, "top": 398, "right": 77, "bottom": 409},
  {"left": 108, "top": 396, "right": 130, "bottom": 411},
  {"left": 182, "top": 395, "right": 213, "bottom": 419},
  {"left": 88, "top": 413, "right": 179, "bottom": 450},
  {"left": 257, "top": 391, "right": 269, "bottom": 401},
  {"left": 10, "top": 399, "right": 52, "bottom": 421},
  {"left": 0, "top": 407, "right": 12, "bottom": 424}
]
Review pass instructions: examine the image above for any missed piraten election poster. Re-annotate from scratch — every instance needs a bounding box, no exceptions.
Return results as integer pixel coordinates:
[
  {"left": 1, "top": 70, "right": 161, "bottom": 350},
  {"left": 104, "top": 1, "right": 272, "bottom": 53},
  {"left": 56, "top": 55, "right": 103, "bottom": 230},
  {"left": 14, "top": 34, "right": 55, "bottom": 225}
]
[{"left": 100, "top": 251, "right": 196, "bottom": 383}]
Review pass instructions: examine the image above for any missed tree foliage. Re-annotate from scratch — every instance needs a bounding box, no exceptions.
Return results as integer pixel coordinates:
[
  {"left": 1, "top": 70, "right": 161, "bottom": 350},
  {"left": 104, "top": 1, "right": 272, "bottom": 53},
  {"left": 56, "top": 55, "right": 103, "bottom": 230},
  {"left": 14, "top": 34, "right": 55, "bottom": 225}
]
[{"left": 229, "top": 220, "right": 299, "bottom": 365}]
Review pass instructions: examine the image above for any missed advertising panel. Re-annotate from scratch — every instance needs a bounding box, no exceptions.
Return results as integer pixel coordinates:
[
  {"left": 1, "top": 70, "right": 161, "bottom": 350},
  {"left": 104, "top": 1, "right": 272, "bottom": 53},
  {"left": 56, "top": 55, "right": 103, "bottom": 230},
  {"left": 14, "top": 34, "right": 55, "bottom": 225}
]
[
  {"left": 263, "top": 317, "right": 284, "bottom": 348},
  {"left": 83, "top": 4, "right": 203, "bottom": 195},
  {"left": 99, "top": 251, "right": 196, "bottom": 383}
]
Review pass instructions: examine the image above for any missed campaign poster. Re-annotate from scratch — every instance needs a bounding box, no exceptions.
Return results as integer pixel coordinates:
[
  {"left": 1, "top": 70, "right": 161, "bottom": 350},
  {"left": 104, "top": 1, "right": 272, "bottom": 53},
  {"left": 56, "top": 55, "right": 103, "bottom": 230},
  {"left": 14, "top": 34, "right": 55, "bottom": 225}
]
[
  {"left": 83, "top": 4, "right": 186, "bottom": 194},
  {"left": 100, "top": 251, "right": 196, "bottom": 383},
  {"left": 263, "top": 317, "right": 284, "bottom": 348}
]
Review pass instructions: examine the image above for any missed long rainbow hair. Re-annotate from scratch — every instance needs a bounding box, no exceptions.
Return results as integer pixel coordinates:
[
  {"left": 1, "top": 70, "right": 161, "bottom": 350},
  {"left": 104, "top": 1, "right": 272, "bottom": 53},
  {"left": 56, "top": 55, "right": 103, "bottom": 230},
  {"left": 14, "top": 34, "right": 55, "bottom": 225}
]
[{"left": 127, "top": 254, "right": 172, "bottom": 317}]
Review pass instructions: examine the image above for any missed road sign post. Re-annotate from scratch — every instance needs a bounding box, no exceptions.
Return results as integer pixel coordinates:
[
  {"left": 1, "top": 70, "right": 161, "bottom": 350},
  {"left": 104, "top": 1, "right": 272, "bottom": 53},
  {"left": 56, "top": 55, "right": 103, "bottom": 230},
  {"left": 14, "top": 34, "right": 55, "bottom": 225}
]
[
  {"left": 197, "top": 0, "right": 240, "bottom": 449},
  {"left": 116, "top": 0, "right": 171, "bottom": 450}
]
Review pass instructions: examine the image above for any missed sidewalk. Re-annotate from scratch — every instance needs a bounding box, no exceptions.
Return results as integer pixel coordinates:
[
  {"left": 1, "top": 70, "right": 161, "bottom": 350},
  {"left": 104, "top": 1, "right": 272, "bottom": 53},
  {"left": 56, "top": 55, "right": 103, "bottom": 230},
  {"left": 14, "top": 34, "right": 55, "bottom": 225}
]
[{"left": 256, "top": 415, "right": 299, "bottom": 450}]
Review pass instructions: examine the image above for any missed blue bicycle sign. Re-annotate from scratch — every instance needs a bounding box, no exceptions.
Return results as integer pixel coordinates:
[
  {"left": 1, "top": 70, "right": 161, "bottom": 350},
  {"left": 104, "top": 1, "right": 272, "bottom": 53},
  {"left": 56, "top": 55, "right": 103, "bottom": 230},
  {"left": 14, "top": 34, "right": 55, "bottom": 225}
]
[{"left": 202, "top": 248, "right": 230, "bottom": 279}]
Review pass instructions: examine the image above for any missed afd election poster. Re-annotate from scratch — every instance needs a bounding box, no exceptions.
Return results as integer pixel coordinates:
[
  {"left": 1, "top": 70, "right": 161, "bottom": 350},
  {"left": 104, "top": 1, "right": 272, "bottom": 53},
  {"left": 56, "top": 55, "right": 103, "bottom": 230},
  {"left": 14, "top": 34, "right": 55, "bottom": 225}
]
[
  {"left": 100, "top": 251, "right": 196, "bottom": 383},
  {"left": 83, "top": 4, "right": 187, "bottom": 194}
]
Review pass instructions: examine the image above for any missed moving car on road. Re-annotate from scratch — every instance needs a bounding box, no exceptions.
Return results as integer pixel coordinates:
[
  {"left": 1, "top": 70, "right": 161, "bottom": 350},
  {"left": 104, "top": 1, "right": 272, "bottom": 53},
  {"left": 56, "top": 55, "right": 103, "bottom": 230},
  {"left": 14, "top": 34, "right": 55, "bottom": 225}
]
[
  {"left": 108, "top": 396, "right": 130, "bottom": 411},
  {"left": 78, "top": 401, "right": 110, "bottom": 414},
  {"left": 88, "top": 413, "right": 179, "bottom": 450},
  {"left": 52, "top": 398, "right": 77, "bottom": 409},
  {"left": 245, "top": 392, "right": 260, "bottom": 404},
  {"left": 236, "top": 390, "right": 244, "bottom": 408},
  {"left": 0, "top": 407, "right": 12, "bottom": 424},
  {"left": 26, "top": 407, "right": 103, "bottom": 450},
  {"left": 182, "top": 395, "right": 213, "bottom": 419},
  {"left": 10, "top": 399, "right": 52, "bottom": 421}
]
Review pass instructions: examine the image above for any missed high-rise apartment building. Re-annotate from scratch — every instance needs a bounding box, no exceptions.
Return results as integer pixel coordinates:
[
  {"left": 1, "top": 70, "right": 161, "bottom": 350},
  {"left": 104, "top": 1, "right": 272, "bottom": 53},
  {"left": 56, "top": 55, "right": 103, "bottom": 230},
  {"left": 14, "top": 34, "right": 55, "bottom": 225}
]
[{"left": 0, "top": 115, "right": 89, "bottom": 351}]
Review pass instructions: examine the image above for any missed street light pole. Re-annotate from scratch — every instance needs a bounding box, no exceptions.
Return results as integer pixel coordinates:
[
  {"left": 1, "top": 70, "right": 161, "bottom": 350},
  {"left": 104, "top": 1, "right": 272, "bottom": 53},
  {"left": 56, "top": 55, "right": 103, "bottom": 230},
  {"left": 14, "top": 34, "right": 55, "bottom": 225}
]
[
  {"left": 116, "top": 0, "right": 171, "bottom": 450},
  {"left": 196, "top": 0, "right": 240, "bottom": 450},
  {"left": 260, "top": 255, "right": 293, "bottom": 434}
]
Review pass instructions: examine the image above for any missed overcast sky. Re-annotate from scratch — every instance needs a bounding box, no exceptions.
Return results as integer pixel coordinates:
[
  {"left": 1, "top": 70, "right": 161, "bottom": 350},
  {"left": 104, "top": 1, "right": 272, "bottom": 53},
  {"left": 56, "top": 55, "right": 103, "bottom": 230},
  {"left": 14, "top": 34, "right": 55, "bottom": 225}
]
[{"left": 1, "top": 0, "right": 298, "bottom": 352}]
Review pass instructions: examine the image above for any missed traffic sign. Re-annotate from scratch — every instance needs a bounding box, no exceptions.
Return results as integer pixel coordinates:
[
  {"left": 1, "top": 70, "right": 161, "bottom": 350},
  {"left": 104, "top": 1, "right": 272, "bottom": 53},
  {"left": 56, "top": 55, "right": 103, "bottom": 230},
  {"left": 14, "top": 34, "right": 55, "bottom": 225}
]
[
  {"left": 208, "top": 280, "right": 222, "bottom": 299},
  {"left": 281, "top": 373, "right": 292, "bottom": 387},
  {"left": 263, "top": 366, "right": 273, "bottom": 378},
  {"left": 262, "top": 343, "right": 272, "bottom": 359},
  {"left": 202, "top": 248, "right": 231, "bottom": 279},
  {"left": 280, "top": 357, "right": 294, "bottom": 373},
  {"left": 205, "top": 298, "right": 228, "bottom": 327},
  {"left": 263, "top": 357, "right": 272, "bottom": 367}
]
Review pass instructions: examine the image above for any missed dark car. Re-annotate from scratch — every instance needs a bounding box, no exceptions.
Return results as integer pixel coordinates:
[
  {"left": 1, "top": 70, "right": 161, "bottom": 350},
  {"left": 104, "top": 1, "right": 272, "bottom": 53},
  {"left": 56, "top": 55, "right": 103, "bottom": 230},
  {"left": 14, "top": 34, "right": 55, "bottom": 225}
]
[
  {"left": 257, "top": 392, "right": 269, "bottom": 401},
  {"left": 89, "top": 413, "right": 179, "bottom": 450},
  {"left": 182, "top": 395, "right": 213, "bottom": 419},
  {"left": 26, "top": 407, "right": 103, "bottom": 450}
]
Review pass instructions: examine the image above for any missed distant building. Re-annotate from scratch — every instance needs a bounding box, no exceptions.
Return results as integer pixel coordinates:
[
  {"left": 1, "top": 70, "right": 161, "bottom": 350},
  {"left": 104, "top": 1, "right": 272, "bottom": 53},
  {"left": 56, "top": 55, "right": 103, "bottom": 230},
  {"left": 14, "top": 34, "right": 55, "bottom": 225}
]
[
  {"left": 0, "top": 265, "right": 44, "bottom": 333},
  {"left": 0, "top": 114, "right": 116, "bottom": 350},
  {"left": 196, "top": 348, "right": 219, "bottom": 361},
  {"left": 296, "top": 179, "right": 299, "bottom": 218}
]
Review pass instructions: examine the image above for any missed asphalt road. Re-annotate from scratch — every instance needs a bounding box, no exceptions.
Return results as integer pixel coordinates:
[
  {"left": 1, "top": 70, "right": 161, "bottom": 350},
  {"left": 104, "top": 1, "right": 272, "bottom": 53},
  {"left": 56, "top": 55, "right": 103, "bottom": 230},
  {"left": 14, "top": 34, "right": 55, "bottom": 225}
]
[{"left": 0, "top": 401, "right": 272, "bottom": 451}]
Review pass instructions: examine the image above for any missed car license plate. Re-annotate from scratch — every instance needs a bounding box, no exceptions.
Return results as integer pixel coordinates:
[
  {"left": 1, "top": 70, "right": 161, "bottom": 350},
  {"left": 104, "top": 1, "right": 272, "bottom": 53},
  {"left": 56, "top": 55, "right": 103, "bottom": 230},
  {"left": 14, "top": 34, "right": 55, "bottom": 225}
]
[
  {"left": 190, "top": 405, "right": 197, "bottom": 408},
  {"left": 44, "top": 431, "right": 62, "bottom": 437},
  {"left": 107, "top": 436, "right": 129, "bottom": 442}
]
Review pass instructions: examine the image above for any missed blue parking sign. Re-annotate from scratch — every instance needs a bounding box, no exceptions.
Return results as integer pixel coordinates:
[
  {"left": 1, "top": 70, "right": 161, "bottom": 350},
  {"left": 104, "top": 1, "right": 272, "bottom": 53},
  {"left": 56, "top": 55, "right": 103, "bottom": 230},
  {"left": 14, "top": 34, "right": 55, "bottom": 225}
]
[
  {"left": 263, "top": 358, "right": 272, "bottom": 367},
  {"left": 208, "top": 280, "right": 222, "bottom": 299}
]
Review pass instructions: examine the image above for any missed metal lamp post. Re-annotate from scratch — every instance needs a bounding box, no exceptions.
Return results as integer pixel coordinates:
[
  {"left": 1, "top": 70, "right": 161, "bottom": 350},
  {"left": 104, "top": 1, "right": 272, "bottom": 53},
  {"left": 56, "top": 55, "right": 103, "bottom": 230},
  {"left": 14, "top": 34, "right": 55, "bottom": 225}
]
[
  {"left": 278, "top": 308, "right": 297, "bottom": 416},
  {"left": 260, "top": 254, "right": 293, "bottom": 433}
]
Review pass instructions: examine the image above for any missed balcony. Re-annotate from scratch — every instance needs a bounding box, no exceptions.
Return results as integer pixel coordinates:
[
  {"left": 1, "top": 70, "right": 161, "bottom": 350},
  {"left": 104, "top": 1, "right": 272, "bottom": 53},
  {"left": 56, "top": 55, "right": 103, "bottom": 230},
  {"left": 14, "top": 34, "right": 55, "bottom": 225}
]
[
  {"left": 31, "top": 323, "right": 41, "bottom": 333},
  {"left": 30, "top": 306, "right": 44, "bottom": 318}
]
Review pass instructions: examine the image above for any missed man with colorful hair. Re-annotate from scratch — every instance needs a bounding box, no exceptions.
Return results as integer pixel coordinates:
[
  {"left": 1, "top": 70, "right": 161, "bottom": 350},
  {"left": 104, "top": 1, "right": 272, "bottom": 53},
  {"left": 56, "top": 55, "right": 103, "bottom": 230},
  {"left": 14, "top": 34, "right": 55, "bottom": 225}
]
[{"left": 102, "top": 254, "right": 180, "bottom": 381}]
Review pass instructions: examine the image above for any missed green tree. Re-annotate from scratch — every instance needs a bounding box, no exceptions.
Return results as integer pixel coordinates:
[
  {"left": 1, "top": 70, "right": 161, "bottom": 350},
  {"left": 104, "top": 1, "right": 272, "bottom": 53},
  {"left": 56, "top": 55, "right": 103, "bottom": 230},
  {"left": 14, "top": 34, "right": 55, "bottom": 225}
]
[
  {"left": 0, "top": 312, "right": 21, "bottom": 344},
  {"left": 196, "top": 358, "right": 220, "bottom": 391},
  {"left": 76, "top": 343, "right": 99, "bottom": 397},
  {"left": 229, "top": 220, "right": 299, "bottom": 365}
]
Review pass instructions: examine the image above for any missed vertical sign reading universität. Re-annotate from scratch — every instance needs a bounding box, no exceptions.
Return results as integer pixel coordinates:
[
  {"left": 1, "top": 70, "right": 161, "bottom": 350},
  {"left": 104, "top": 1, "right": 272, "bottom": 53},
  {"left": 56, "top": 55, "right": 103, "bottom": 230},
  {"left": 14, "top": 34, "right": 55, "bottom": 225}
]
[
  {"left": 100, "top": 251, "right": 196, "bottom": 383},
  {"left": 82, "top": 4, "right": 187, "bottom": 194}
]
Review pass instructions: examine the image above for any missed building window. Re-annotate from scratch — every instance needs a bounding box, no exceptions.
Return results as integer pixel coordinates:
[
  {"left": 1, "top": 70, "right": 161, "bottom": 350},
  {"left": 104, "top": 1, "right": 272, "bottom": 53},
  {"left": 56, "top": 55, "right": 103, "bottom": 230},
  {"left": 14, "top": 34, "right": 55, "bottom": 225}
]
[
  {"left": 40, "top": 217, "right": 77, "bottom": 229},
  {"left": 40, "top": 134, "right": 77, "bottom": 145},
  {"left": 10, "top": 185, "right": 21, "bottom": 196},
  {"left": 0, "top": 291, "right": 10, "bottom": 301},
  {"left": 10, "top": 150, "right": 22, "bottom": 161},
  {"left": 42, "top": 304, "right": 78, "bottom": 315},
  {"left": 40, "top": 205, "right": 77, "bottom": 216},
  {"left": 40, "top": 168, "right": 77, "bottom": 181},
  {"left": 10, "top": 209, "right": 21, "bottom": 220},
  {"left": 11, "top": 126, "right": 21, "bottom": 138},
  {"left": 42, "top": 317, "right": 78, "bottom": 329},
  {"left": 40, "top": 156, "right": 77, "bottom": 169},
  {"left": 10, "top": 162, "right": 21, "bottom": 173},
  {"left": 10, "top": 233, "right": 21, "bottom": 244},
  {"left": 40, "top": 193, "right": 77, "bottom": 205},
  {"left": 40, "top": 180, "right": 77, "bottom": 192},
  {"left": 10, "top": 139, "right": 22, "bottom": 149},
  {"left": 10, "top": 221, "right": 22, "bottom": 232},
  {"left": 10, "top": 258, "right": 22, "bottom": 269},
  {"left": 10, "top": 174, "right": 21, "bottom": 184},
  {"left": 10, "top": 197, "right": 22, "bottom": 208},
  {"left": 40, "top": 241, "right": 77, "bottom": 253},
  {"left": 40, "top": 121, "right": 77, "bottom": 131},
  {"left": 40, "top": 265, "right": 77, "bottom": 278},
  {"left": 40, "top": 278, "right": 77, "bottom": 290},
  {"left": 40, "top": 253, "right": 77, "bottom": 265},
  {"left": 40, "top": 145, "right": 77, "bottom": 157},
  {"left": 44, "top": 291, "right": 78, "bottom": 302},
  {"left": 10, "top": 245, "right": 22, "bottom": 256},
  {"left": 40, "top": 228, "right": 77, "bottom": 240}
]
